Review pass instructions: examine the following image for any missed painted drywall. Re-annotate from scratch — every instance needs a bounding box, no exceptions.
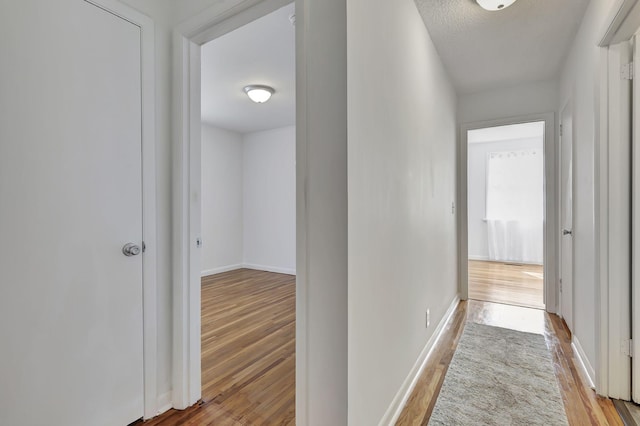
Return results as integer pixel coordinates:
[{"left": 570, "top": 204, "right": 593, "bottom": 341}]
[
  {"left": 295, "top": 0, "right": 348, "bottom": 423},
  {"left": 200, "top": 125, "right": 295, "bottom": 275},
  {"left": 347, "top": 0, "right": 458, "bottom": 423},
  {"left": 243, "top": 126, "right": 296, "bottom": 274},
  {"left": 201, "top": 124, "right": 244, "bottom": 275},
  {"left": 459, "top": 79, "right": 558, "bottom": 124},
  {"left": 557, "top": 0, "right": 617, "bottom": 379},
  {"left": 468, "top": 137, "right": 544, "bottom": 260}
]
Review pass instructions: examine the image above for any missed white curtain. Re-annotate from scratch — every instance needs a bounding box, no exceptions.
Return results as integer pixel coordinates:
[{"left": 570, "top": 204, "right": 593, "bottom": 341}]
[{"left": 486, "top": 149, "right": 543, "bottom": 264}]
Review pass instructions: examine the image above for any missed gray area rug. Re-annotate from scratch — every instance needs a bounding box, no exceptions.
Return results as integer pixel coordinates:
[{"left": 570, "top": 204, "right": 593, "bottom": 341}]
[{"left": 429, "top": 322, "right": 568, "bottom": 425}]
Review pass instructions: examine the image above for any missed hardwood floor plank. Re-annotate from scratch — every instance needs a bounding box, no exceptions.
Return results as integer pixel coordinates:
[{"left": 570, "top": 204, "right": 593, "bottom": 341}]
[
  {"left": 396, "top": 300, "right": 622, "bottom": 426},
  {"left": 395, "top": 305, "right": 467, "bottom": 425},
  {"left": 468, "top": 260, "right": 544, "bottom": 309},
  {"left": 143, "top": 269, "right": 295, "bottom": 426},
  {"left": 142, "top": 269, "right": 616, "bottom": 425}
]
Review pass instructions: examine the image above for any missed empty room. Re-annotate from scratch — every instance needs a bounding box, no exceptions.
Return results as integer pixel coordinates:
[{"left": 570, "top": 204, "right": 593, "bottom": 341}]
[
  {"left": 144, "top": 4, "right": 296, "bottom": 424},
  {"left": 467, "top": 122, "right": 546, "bottom": 310},
  {"left": 199, "top": 5, "right": 296, "bottom": 423}
]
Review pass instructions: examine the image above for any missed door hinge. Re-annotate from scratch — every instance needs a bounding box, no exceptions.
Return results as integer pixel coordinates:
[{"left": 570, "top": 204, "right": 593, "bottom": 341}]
[
  {"left": 560, "top": 124, "right": 563, "bottom": 137},
  {"left": 142, "top": 241, "right": 146, "bottom": 253},
  {"left": 622, "top": 339, "right": 633, "bottom": 357},
  {"left": 559, "top": 278, "right": 562, "bottom": 293},
  {"left": 196, "top": 237, "right": 202, "bottom": 248},
  {"left": 622, "top": 62, "right": 634, "bottom": 80}
]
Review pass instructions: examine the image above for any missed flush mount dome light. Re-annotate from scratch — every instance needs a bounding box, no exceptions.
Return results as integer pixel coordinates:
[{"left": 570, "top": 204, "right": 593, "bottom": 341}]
[
  {"left": 476, "top": 0, "right": 517, "bottom": 11},
  {"left": 243, "top": 85, "right": 275, "bottom": 103}
]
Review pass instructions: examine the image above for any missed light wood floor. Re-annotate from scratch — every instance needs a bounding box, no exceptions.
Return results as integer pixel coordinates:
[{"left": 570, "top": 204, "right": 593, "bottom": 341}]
[
  {"left": 396, "top": 300, "right": 622, "bottom": 425},
  {"left": 468, "top": 260, "right": 544, "bottom": 309},
  {"left": 142, "top": 269, "right": 295, "bottom": 426},
  {"left": 142, "top": 269, "right": 619, "bottom": 425}
]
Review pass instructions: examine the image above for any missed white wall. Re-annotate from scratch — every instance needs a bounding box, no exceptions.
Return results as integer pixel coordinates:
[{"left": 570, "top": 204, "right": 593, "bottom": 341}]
[
  {"left": 557, "top": 0, "right": 616, "bottom": 377},
  {"left": 468, "top": 137, "right": 543, "bottom": 260},
  {"left": 200, "top": 125, "right": 295, "bottom": 275},
  {"left": 243, "top": 126, "right": 296, "bottom": 274},
  {"left": 459, "top": 79, "right": 558, "bottom": 124},
  {"left": 295, "top": 0, "right": 348, "bottom": 423},
  {"left": 201, "top": 124, "right": 243, "bottom": 275},
  {"left": 347, "top": 0, "right": 458, "bottom": 423}
]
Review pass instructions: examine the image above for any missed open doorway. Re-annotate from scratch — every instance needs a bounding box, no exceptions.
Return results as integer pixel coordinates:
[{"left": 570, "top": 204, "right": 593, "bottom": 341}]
[
  {"left": 466, "top": 122, "right": 546, "bottom": 310},
  {"left": 199, "top": 3, "right": 296, "bottom": 423}
]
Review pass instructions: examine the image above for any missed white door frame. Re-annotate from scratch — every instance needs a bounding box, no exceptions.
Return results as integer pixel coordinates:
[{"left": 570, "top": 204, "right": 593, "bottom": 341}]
[
  {"left": 84, "top": 0, "right": 158, "bottom": 419},
  {"left": 458, "top": 113, "right": 558, "bottom": 313},
  {"left": 172, "top": 2, "right": 349, "bottom": 423},
  {"left": 559, "top": 99, "right": 575, "bottom": 332},
  {"left": 632, "top": 33, "right": 640, "bottom": 403},
  {"left": 170, "top": 0, "right": 292, "bottom": 410},
  {"left": 596, "top": 0, "right": 640, "bottom": 399}
]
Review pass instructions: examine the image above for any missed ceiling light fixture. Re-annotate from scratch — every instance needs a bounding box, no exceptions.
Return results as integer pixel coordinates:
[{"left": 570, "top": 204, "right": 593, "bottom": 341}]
[
  {"left": 476, "top": 0, "right": 517, "bottom": 11},
  {"left": 243, "top": 85, "right": 275, "bottom": 103}
]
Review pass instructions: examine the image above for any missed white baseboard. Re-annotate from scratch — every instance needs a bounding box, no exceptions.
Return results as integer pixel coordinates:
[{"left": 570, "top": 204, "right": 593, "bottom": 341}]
[
  {"left": 469, "top": 257, "right": 543, "bottom": 266},
  {"left": 379, "top": 295, "right": 461, "bottom": 426},
  {"left": 242, "top": 263, "right": 296, "bottom": 275},
  {"left": 156, "top": 391, "right": 172, "bottom": 417},
  {"left": 201, "top": 263, "right": 243, "bottom": 277},
  {"left": 202, "top": 263, "right": 296, "bottom": 278},
  {"left": 572, "top": 336, "right": 596, "bottom": 389},
  {"left": 468, "top": 254, "right": 490, "bottom": 261}
]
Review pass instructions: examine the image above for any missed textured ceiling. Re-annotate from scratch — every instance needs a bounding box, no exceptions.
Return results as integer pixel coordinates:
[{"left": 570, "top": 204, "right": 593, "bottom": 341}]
[
  {"left": 415, "top": 0, "right": 590, "bottom": 94},
  {"left": 201, "top": 3, "right": 295, "bottom": 134}
]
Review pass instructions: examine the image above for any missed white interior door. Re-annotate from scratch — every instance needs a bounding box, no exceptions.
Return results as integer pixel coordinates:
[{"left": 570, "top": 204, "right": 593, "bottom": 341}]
[
  {"left": 0, "top": 1, "right": 144, "bottom": 424},
  {"left": 633, "top": 34, "right": 640, "bottom": 404},
  {"left": 560, "top": 103, "right": 574, "bottom": 332}
]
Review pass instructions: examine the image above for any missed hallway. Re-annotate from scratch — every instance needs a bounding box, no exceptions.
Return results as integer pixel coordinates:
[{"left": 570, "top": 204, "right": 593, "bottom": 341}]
[
  {"left": 2, "top": 0, "right": 636, "bottom": 424},
  {"left": 396, "top": 300, "right": 622, "bottom": 425}
]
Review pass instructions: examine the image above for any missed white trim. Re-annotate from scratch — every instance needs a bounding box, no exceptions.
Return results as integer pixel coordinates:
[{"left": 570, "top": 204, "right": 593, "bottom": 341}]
[
  {"left": 242, "top": 263, "right": 296, "bottom": 275},
  {"left": 573, "top": 336, "right": 596, "bottom": 390},
  {"left": 201, "top": 264, "right": 243, "bottom": 277},
  {"left": 458, "top": 123, "right": 469, "bottom": 301},
  {"left": 468, "top": 255, "right": 490, "bottom": 261},
  {"left": 84, "top": 0, "right": 158, "bottom": 419},
  {"left": 632, "top": 32, "right": 640, "bottom": 404},
  {"left": 172, "top": 0, "right": 296, "bottom": 411},
  {"left": 172, "top": 33, "right": 201, "bottom": 410},
  {"left": 606, "top": 41, "right": 632, "bottom": 401},
  {"left": 380, "top": 296, "right": 460, "bottom": 426},
  {"left": 596, "top": 45, "right": 611, "bottom": 399},
  {"left": 468, "top": 256, "right": 543, "bottom": 266},
  {"left": 599, "top": 0, "right": 640, "bottom": 47},
  {"left": 459, "top": 113, "right": 558, "bottom": 313},
  {"left": 558, "top": 99, "right": 575, "bottom": 333},
  {"left": 156, "top": 391, "right": 173, "bottom": 418},
  {"left": 201, "top": 264, "right": 296, "bottom": 277}
]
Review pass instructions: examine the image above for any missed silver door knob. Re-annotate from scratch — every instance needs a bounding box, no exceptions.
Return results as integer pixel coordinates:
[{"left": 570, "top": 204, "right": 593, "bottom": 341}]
[
  {"left": 122, "top": 243, "right": 141, "bottom": 256},
  {"left": 562, "top": 229, "right": 573, "bottom": 236}
]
